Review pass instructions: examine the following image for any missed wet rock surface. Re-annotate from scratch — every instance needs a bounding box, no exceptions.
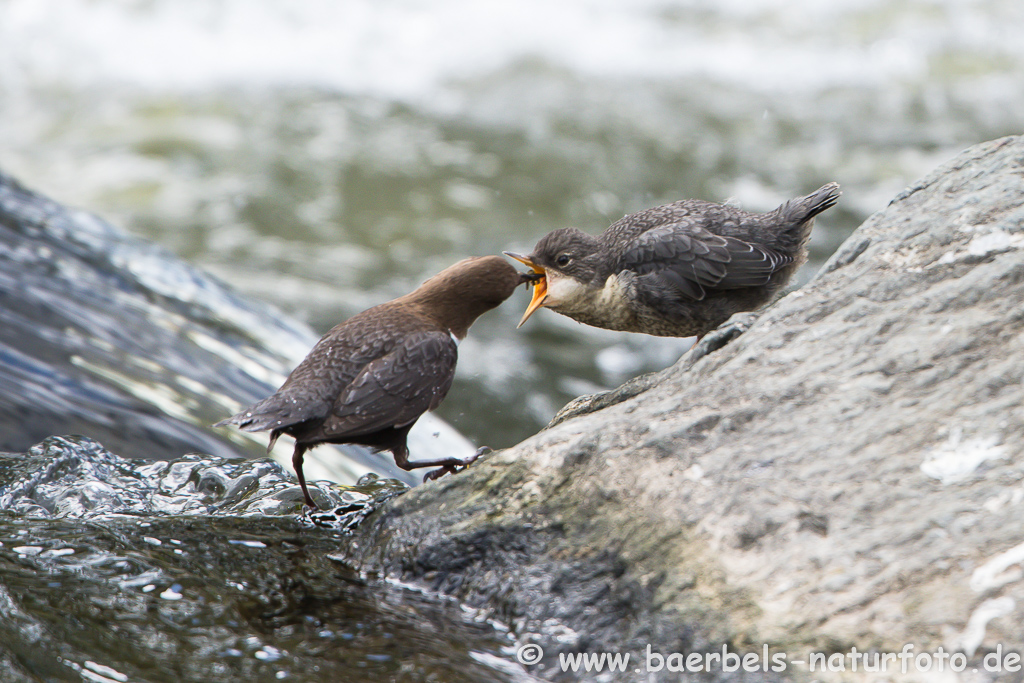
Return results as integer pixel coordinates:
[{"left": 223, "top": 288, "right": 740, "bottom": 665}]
[
  {"left": 3, "top": 138, "right": 1023, "bottom": 681},
  {"left": 0, "top": 436, "right": 538, "bottom": 683},
  {"left": 344, "top": 136, "right": 1024, "bottom": 680},
  {"left": 0, "top": 172, "right": 538, "bottom": 682}
]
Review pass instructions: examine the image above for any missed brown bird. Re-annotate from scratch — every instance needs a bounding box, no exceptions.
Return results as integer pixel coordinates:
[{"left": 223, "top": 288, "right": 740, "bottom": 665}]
[
  {"left": 215, "top": 256, "right": 532, "bottom": 509},
  {"left": 506, "top": 183, "right": 840, "bottom": 338}
]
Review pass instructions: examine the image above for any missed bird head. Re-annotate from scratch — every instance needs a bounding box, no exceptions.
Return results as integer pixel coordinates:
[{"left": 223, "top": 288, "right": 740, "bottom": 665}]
[
  {"left": 408, "top": 255, "right": 539, "bottom": 338},
  {"left": 504, "top": 228, "right": 601, "bottom": 327}
]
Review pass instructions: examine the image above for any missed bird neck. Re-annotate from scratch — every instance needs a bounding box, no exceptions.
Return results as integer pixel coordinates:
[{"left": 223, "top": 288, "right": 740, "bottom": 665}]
[
  {"left": 400, "top": 288, "right": 483, "bottom": 340},
  {"left": 393, "top": 256, "right": 521, "bottom": 339}
]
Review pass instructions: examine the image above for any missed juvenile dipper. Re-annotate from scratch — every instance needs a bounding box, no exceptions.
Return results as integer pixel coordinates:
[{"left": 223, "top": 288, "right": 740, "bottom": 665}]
[
  {"left": 506, "top": 182, "right": 840, "bottom": 338},
  {"left": 215, "top": 256, "right": 532, "bottom": 509}
]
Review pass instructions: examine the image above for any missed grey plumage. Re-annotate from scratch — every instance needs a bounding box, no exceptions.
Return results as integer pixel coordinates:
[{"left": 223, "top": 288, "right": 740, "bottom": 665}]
[{"left": 510, "top": 183, "right": 841, "bottom": 337}]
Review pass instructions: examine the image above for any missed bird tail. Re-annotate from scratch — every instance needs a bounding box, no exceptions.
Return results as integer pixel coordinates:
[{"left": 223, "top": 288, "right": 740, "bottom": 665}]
[
  {"left": 212, "top": 402, "right": 281, "bottom": 433},
  {"left": 778, "top": 182, "right": 842, "bottom": 223},
  {"left": 212, "top": 414, "right": 240, "bottom": 429},
  {"left": 213, "top": 409, "right": 285, "bottom": 455},
  {"left": 769, "top": 182, "right": 841, "bottom": 251}
]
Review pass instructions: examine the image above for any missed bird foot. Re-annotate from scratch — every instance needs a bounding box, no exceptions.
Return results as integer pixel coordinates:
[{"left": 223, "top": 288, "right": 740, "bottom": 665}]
[
  {"left": 423, "top": 464, "right": 458, "bottom": 482},
  {"left": 421, "top": 447, "right": 492, "bottom": 482},
  {"left": 687, "top": 312, "right": 760, "bottom": 364}
]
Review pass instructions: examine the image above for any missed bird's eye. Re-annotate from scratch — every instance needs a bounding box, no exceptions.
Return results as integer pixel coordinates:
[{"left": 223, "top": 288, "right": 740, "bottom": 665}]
[{"left": 556, "top": 254, "right": 571, "bottom": 267}]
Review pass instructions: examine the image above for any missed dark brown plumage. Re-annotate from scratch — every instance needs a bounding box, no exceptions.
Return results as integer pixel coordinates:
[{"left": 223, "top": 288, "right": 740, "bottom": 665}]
[
  {"left": 215, "top": 256, "right": 531, "bottom": 508},
  {"left": 506, "top": 182, "right": 841, "bottom": 338}
]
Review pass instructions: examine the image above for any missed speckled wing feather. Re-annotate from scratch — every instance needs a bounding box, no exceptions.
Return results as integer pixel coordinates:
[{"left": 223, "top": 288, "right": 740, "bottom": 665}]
[
  {"left": 617, "top": 220, "right": 792, "bottom": 301},
  {"left": 320, "top": 330, "right": 458, "bottom": 438},
  {"left": 214, "top": 313, "right": 393, "bottom": 433}
]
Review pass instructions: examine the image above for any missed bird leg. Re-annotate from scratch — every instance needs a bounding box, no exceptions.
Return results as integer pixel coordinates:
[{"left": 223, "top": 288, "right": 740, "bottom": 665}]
[
  {"left": 390, "top": 446, "right": 489, "bottom": 483},
  {"left": 292, "top": 444, "right": 318, "bottom": 510},
  {"left": 688, "top": 312, "right": 760, "bottom": 363}
]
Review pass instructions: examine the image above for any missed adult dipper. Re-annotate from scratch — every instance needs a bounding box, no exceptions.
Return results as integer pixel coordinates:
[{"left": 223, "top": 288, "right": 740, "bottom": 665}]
[
  {"left": 506, "top": 182, "right": 840, "bottom": 338},
  {"left": 215, "top": 256, "right": 533, "bottom": 509}
]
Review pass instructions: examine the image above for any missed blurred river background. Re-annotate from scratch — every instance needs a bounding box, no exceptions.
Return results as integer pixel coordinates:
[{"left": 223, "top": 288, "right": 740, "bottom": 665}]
[{"left": 1, "top": 0, "right": 1021, "bottom": 450}]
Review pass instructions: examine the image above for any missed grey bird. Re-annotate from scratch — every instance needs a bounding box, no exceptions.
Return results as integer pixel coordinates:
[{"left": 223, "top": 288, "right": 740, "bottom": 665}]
[
  {"left": 215, "top": 256, "right": 533, "bottom": 509},
  {"left": 505, "top": 182, "right": 840, "bottom": 338}
]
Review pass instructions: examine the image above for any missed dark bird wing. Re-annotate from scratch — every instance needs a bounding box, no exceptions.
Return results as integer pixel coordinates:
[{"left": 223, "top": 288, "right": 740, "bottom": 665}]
[
  {"left": 319, "top": 330, "right": 458, "bottom": 438},
  {"left": 618, "top": 221, "right": 792, "bottom": 301},
  {"left": 213, "top": 317, "right": 392, "bottom": 434}
]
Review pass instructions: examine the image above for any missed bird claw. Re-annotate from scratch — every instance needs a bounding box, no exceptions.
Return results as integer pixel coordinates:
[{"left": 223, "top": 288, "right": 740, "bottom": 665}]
[
  {"left": 423, "top": 465, "right": 458, "bottom": 482},
  {"left": 421, "top": 447, "right": 492, "bottom": 482},
  {"left": 687, "top": 312, "right": 760, "bottom": 364}
]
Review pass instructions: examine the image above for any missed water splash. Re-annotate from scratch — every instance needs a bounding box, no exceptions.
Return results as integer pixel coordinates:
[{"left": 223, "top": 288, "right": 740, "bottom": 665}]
[
  {"left": 0, "top": 435, "right": 408, "bottom": 520},
  {"left": 0, "top": 436, "right": 527, "bottom": 682}
]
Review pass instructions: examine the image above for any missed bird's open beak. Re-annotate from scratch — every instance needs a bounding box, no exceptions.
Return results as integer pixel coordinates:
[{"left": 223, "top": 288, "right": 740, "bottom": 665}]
[{"left": 503, "top": 251, "right": 548, "bottom": 328}]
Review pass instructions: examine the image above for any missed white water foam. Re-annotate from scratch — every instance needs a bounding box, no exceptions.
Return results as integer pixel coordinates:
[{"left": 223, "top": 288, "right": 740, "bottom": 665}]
[{"left": 2, "top": 0, "right": 1019, "bottom": 100}]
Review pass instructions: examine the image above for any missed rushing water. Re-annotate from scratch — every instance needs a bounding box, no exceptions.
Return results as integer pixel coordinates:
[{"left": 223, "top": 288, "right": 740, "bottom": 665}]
[
  {"left": 0, "top": 436, "right": 534, "bottom": 682},
  {"left": 0, "top": 2, "right": 1022, "bottom": 680},
  {"left": 2, "top": 0, "right": 1020, "bottom": 447},
  {"left": 0, "top": 169, "right": 472, "bottom": 485}
]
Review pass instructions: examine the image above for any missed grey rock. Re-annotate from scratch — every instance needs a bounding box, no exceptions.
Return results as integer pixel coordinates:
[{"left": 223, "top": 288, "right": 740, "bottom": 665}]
[{"left": 345, "top": 136, "right": 1024, "bottom": 680}]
